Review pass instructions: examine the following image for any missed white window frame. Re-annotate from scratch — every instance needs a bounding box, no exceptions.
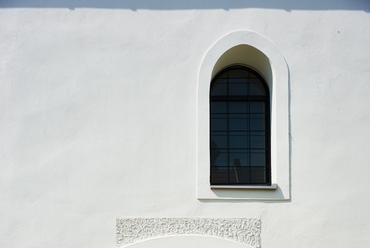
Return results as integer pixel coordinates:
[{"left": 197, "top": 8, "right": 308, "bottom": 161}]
[{"left": 197, "top": 31, "right": 290, "bottom": 200}]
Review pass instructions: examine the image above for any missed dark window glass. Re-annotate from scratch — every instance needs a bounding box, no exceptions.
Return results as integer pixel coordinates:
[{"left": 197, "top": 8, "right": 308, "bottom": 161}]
[{"left": 210, "top": 66, "right": 270, "bottom": 185}]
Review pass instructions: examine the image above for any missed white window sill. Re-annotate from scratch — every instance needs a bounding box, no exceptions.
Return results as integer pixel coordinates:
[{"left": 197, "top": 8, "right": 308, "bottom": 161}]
[{"left": 210, "top": 184, "right": 278, "bottom": 190}]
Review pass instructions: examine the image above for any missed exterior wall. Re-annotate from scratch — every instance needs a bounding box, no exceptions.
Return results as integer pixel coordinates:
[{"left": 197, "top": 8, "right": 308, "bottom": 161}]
[{"left": 1, "top": 1, "right": 370, "bottom": 247}]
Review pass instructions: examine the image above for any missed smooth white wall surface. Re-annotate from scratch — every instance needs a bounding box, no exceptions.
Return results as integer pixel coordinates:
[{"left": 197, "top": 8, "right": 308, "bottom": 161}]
[{"left": 1, "top": 1, "right": 370, "bottom": 247}]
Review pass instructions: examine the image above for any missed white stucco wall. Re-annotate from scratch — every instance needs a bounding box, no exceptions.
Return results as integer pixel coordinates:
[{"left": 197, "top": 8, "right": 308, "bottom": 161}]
[{"left": 1, "top": 1, "right": 370, "bottom": 247}]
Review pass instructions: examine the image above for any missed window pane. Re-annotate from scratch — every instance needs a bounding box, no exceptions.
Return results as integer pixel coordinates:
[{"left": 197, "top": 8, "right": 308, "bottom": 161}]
[
  {"left": 251, "top": 167, "right": 266, "bottom": 183},
  {"left": 211, "top": 79, "right": 227, "bottom": 96},
  {"left": 250, "top": 119, "right": 265, "bottom": 130},
  {"left": 250, "top": 79, "right": 266, "bottom": 95},
  {"left": 233, "top": 166, "right": 251, "bottom": 184},
  {"left": 211, "top": 102, "right": 227, "bottom": 113},
  {"left": 211, "top": 132, "right": 227, "bottom": 149},
  {"left": 250, "top": 102, "right": 265, "bottom": 113},
  {"left": 229, "top": 118, "right": 248, "bottom": 131},
  {"left": 229, "top": 83, "right": 247, "bottom": 95},
  {"left": 229, "top": 102, "right": 247, "bottom": 113},
  {"left": 229, "top": 134, "right": 248, "bottom": 149},
  {"left": 211, "top": 118, "right": 227, "bottom": 130},
  {"left": 211, "top": 167, "right": 229, "bottom": 184},
  {"left": 211, "top": 150, "right": 228, "bottom": 167},
  {"left": 250, "top": 135, "right": 265, "bottom": 148},
  {"left": 250, "top": 150, "right": 266, "bottom": 166},
  {"left": 229, "top": 150, "right": 249, "bottom": 167}
]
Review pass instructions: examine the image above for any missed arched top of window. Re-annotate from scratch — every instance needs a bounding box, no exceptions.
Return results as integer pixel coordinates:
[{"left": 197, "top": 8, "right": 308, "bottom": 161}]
[{"left": 211, "top": 66, "right": 269, "bottom": 97}]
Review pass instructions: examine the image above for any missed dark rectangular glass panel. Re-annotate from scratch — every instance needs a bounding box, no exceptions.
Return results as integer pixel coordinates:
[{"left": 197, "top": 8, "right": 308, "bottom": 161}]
[
  {"left": 211, "top": 79, "right": 227, "bottom": 96},
  {"left": 229, "top": 134, "right": 248, "bottom": 149},
  {"left": 250, "top": 119, "right": 265, "bottom": 130},
  {"left": 211, "top": 167, "right": 229, "bottom": 184},
  {"left": 211, "top": 102, "right": 227, "bottom": 113},
  {"left": 249, "top": 79, "right": 266, "bottom": 95},
  {"left": 250, "top": 150, "right": 266, "bottom": 166},
  {"left": 229, "top": 102, "right": 248, "bottom": 113},
  {"left": 211, "top": 132, "right": 228, "bottom": 149},
  {"left": 250, "top": 102, "right": 265, "bottom": 113},
  {"left": 229, "top": 150, "right": 249, "bottom": 167},
  {"left": 250, "top": 167, "right": 266, "bottom": 183},
  {"left": 210, "top": 150, "right": 228, "bottom": 167},
  {"left": 233, "top": 166, "right": 251, "bottom": 184},
  {"left": 250, "top": 135, "right": 265, "bottom": 148},
  {"left": 229, "top": 118, "right": 248, "bottom": 131},
  {"left": 211, "top": 118, "right": 227, "bottom": 131},
  {"left": 229, "top": 83, "right": 247, "bottom": 95}
]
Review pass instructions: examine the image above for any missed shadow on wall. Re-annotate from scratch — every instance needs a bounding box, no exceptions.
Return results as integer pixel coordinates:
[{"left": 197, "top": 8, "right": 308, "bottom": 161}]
[{"left": 1, "top": 0, "right": 370, "bottom": 11}]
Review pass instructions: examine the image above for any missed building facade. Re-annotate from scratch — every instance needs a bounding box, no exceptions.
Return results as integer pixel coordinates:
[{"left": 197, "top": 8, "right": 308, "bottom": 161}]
[{"left": 1, "top": 1, "right": 370, "bottom": 247}]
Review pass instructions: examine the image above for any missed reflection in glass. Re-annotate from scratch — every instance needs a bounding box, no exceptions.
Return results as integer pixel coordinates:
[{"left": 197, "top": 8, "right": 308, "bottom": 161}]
[
  {"left": 229, "top": 151, "right": 248, "bottom": 167},
  {"left": 211, "top": 132, "right": 228, "bottom": 149}
]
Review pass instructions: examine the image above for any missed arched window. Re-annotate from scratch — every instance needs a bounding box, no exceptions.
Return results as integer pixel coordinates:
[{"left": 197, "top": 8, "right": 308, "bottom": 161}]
[{"left": 210, "top": 65, "right": 270, "bottom": 185}]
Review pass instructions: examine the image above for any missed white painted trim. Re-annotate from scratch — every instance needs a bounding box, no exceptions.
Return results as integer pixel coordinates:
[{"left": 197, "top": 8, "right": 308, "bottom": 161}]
[{"left": 197, "top": 30, "right": 290, "bottom": 200}]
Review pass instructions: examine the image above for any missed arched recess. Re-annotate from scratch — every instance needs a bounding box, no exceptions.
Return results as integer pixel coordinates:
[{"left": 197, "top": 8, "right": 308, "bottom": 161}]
[
  {"left": 197, "top": 31, "right": 290, "bottom": 200},
  {"left": 212, "top": 44, "right": 272, "bottom": 86},
  {"left": 124, "top": 236, "right": 255, "bottom": 248}
]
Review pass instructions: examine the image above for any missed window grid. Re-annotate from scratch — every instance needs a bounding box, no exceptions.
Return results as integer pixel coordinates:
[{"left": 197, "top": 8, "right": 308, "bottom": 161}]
[{"left": 210, "top": 66, "right": 271, "bottom": 185}]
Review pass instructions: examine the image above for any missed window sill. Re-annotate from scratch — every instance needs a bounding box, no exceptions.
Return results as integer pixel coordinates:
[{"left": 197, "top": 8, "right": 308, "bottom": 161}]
[{"left": 210, "top": 184, "right": 278, "bottom": 190}]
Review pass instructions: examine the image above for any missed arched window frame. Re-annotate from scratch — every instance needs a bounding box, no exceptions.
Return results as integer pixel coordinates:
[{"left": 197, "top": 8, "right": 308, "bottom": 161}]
[
  {"left": 210, "top": 65, "right": 271, "bottom": 186},
  {"left": 196, "top": 31, "right": 290, "bottom": 200}
]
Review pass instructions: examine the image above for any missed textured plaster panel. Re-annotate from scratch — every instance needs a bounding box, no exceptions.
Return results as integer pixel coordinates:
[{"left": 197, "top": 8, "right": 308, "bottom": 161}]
[{"left": 117, "top": 218, "right": 261, "bottom": 248}]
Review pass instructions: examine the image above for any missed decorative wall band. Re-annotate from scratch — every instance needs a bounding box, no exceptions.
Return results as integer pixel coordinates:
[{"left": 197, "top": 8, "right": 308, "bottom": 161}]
[{"left": 116, "top": 218, "right": 261, "bottom": 248}]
